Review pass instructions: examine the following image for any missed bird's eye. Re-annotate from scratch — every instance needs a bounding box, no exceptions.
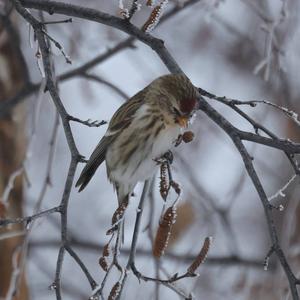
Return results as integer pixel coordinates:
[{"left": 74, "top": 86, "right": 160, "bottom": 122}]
[{"left": 172, "top": 107, "right": 181, "bottom": 116}]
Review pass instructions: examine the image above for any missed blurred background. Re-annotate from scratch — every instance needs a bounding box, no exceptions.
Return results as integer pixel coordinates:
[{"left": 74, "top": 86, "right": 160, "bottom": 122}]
[{"left": 1, "top": 0, "right": 300, "bottom": 299}]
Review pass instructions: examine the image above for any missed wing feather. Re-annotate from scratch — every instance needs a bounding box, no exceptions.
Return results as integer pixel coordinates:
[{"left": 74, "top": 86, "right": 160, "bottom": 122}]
[{"left": 75, "top": 88, "right": 148, "bottom": 192}]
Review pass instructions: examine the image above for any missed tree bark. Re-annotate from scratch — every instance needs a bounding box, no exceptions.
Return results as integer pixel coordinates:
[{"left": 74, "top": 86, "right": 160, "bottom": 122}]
[{"left": 0, "top": 13, "right": 29, "bottom": 300}]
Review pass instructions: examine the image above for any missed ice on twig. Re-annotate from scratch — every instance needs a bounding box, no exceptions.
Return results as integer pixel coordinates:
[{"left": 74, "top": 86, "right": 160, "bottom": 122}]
[{"left": 268, "top": 174, "right": 297, "bottom": 202}]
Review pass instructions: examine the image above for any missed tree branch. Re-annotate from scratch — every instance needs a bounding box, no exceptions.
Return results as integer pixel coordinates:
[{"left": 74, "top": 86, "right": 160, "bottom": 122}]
[
  {"left": 30, "top": 239, "right": 266, "bottom": 268},
  {"left": 0, "top": 206, "right": 61, "bottom": 226},
  {"left": 0, "top": 0, "right": 201, "bottom": 118},
  {"left": 20, "top": 0, "right": 183, "bottom": 74}
]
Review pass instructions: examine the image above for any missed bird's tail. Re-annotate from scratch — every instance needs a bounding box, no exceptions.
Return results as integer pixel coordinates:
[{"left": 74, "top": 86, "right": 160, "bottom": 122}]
[
  {"left": 75, "top": 137, "right": 109, "bottom": 192},
  {"left": 75, "top": 159, "right": 102, "bottom": 192}
]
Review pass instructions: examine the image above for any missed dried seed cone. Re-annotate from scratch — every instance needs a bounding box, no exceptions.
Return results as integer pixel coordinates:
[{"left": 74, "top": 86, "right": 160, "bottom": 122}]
[
  {"left": 159, "top": 163, "right": 169, "bottom": 200},
  {"left": 111, "top": 197, "right": 129, "bottom": 225},
  {"left": 142, "top": 6, "right": 160, "bottom": 32},
  {"left": 102, "top": 243, "right": 110, "bottom": 257},
  {"left": 99, "top": 256, "right": 109, "bottom": 272},
  {"left": 187, "top": 237, "right": 212, "bottom": 274},
  {"left": 153, "top": 206, "right": 177, "bottom": 257},
  {"left": 182, "top": 131, "right": 194, "bottom": 143},
  {"left": 108, "top": 282, "right": 121, "bottom": 300},
  {"left": 142, "top": 0, "right": 168, "bottom": 32},
  {"left": 146, "top": 0, "right": 154, "bottom": 6}
]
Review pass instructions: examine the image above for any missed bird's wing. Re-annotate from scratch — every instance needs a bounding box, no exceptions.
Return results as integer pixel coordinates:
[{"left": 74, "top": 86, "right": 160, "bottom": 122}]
[
  {"left": 106, "top": 89, "right": 146, "bottom": 135},
  {"left": 75, "top": 88, "right": 147, "bottom": 192}
]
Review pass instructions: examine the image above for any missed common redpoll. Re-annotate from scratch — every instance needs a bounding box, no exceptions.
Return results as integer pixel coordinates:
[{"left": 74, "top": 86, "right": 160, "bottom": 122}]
[{"left": 76, "top": 74, "right": 198, "bottom": 203}]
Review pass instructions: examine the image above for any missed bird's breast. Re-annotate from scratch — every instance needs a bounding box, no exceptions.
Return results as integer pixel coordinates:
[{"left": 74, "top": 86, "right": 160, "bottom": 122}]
[{"left": 106, "top": 112, "right": 181, "bottom": 187}]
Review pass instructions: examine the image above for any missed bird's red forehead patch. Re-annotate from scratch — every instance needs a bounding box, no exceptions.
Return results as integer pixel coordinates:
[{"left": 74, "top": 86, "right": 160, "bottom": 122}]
[{"left": 180, "top": 98, "right": 197, "bottom": 114}]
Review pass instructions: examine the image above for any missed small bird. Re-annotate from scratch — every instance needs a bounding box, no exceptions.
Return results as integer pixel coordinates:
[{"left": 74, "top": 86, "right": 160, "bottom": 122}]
[{"left": 75, "top": 74, "right": 199, "bottom": 204}]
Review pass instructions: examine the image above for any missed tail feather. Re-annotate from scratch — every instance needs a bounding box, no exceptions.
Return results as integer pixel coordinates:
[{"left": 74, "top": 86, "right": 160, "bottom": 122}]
[
  {"left": 75, "top": 152, "right": 105, "bottom": 192},
  {"left": 76, "top": 136, "right": 110, "bottom": 192}
]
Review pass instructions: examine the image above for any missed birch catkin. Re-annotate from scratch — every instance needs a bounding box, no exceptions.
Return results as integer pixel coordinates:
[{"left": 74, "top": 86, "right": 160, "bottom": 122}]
[
  {"left": 142, "top": 0, "right": 168, "bottom": 32},
  {"left": 159, "top": 162, "right": 169, "bottom": 200},
  {"left": 187, "top": 237, "right": 212, "bottom": 274},
  {"left": 108, "top": 282, "right": 121, "bottom": 300},
  {"left": 153, "top": 206, "right": 177, "bottom": 257}
]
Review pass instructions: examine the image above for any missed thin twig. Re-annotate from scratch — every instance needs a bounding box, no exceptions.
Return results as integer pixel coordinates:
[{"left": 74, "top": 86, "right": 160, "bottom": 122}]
[
  {"left": 68, "top": 115, "right": 107, "bottom": 128},
  {"left": 30, "top": 239, "right": 266, "bottom": 268},
  {"left": 11, "top": 3, "right": 84, "bottom": 300},
  {"left": 65, "top": 244, "right": 98, "bottom": 289},
  {"left": 0, "top": 206, "right": 61, "bottom": 226},
  {"left": 80, "top": 73, "right": 129, "bottom": 100},
  {"left": 200, "top": 89, "right": 300, "bottom": 175},
  {"left": 43, "top": 18, "right": 72, "bottom": 25},
  {"left": 41, "top": 29, "right": 72, "bottom": 64},
  {"left": 117, "top": 180, "right": 150, "bottom": 299},
  {"left": 127, "top": 180, "right": 150, "bottom": 268}
]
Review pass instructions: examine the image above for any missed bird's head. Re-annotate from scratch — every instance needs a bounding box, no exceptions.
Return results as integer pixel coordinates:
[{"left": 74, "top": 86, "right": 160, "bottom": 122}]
[{"left": 154, "top": 74, "right": 199, "bottom": 127}]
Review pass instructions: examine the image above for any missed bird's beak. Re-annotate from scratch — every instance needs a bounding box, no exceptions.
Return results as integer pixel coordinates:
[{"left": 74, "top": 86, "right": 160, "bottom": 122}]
[{"left": 176, "top": 116, "right": 189, "bottom": 128}]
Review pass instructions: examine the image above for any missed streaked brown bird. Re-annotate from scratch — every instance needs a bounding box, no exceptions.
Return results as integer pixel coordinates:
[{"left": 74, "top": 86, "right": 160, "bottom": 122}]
[{"left": 75, "top": 74, "right": 198, "bottom": 204}]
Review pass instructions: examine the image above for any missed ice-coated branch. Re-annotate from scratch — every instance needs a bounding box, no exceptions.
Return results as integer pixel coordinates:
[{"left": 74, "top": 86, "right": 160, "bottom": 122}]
[
  {"left": 10, "top": 2, "right": 85, "bottom": 299},
  {"left": 65, "top": 245, "right": 98, "bottom": 289},
  {"left": 16, "top": 0, "right": 300, "bottom": 159},
  {"left": 0, "top": 206, "right": 61, "bottom": 226},
  {"left": 40, "top": 29, "right": 72, "bottom": 64},
  {"left": 0, "top": 0, "right": 201, "bottom": 118},
  {"left": 67, "top": 115, "right": 107, "bottom": 128},
  {"left": 199, "top": 88, "right": 300, "bottom": 175},
  {"left": 19, "top": 0, "right": 183, "bottom": 74},
  {"left": 268, "top": 174, "right": 297, "bottom": 202},
  {"left": 31, "top": 238, "right": 267, "bottom": 268}
]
